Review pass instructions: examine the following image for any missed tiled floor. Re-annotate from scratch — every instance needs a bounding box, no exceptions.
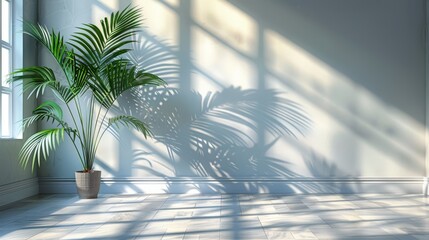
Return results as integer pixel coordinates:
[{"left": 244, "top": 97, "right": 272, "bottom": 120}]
[{"left": 0, "top": 194, "right": 428, "bottom": 240}]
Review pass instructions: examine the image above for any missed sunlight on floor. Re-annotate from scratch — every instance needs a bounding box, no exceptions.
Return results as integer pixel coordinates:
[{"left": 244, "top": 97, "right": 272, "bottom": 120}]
[{"left": 0, "top": 194, "right": 428, "bottom": 239}]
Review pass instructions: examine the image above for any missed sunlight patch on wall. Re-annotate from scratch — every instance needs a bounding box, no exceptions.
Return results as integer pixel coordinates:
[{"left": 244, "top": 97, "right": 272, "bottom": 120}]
[
  {"left": 95, "top": 131, "right": 119, "bottom": 177},
  {"left": 193, "top": 0, "right": 257, "bottom": 57},
  {"left": 191, "top": 0, "right": 258, "bottom": 94},
  {"left": 192, "top": 27, "right": 257, "bottom": 93},
  {"left": 134, "top": 0, "right": 179, "bottom": 45},
  {"left": 264, "top": 29, "right": 425, "bottom": 176}
]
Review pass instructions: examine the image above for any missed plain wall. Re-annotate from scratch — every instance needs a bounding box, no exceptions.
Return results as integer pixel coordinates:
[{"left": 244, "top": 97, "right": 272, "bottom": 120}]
[
  {"left": 0, "top": 0, "right": 39, "bottom": 205},
  {"left": 37, "top": 0, "right": 426, "bottom": 193}
]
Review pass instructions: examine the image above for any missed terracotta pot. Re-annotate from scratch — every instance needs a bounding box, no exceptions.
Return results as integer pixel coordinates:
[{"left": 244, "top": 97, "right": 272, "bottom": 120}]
[{"left": 75, "top": 170, "right": 101, "bottom": 199}]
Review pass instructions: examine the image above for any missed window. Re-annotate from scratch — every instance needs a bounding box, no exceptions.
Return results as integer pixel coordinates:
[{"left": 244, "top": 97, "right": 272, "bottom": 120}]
[
  {"left": 0, "top": 0, "right": 12, "bottom": 138},
  {"left": 0, "top": 0, "right": 22, "bottom": 139}
]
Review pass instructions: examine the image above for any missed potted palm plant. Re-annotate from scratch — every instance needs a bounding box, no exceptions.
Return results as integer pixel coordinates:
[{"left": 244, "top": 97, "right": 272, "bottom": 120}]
[{"left": 9, "top": 6, "right": 165, "bottom": 198}]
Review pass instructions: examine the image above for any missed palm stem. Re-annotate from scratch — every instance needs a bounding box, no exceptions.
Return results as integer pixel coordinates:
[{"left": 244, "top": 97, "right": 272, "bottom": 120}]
[
  {"left": 72, "top": 96, "right": 90, "bottom": 169},
  {"left": 87, "top": 96, "right": 97, "bottom": 170},
  {"left": 92, "top": 97, "right": 105, "bottom": 149},
  {"left": 63, "top": 100, "right": 85, "bottom": 161},
  {"left": 93, "top": 103, "right": 115, "bottom": 157},
  {"left": 65, "top": 132, "right": 85, "bottom": 168}
]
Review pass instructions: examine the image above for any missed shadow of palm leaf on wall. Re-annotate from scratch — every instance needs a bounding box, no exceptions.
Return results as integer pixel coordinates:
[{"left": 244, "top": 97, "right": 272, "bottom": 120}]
[{"left": 107, "top": 32, "right": 348, "bottom": 194}]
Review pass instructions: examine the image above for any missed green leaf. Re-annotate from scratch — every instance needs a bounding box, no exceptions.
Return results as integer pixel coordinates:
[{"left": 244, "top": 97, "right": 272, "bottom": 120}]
[
  {"left": 108, "top": 115, "right": 152, "bottom": 138},
  {"left": 22, "top": 101, "right": 65, "bottom": 129},
  {"left": 22, "top": 22, "right": 76, "bottom": 82},
  {"left": 23, "top": 22, "right": 69, "bottom": 66},
  {"left": 10, "top": 66, "right": 56, "bottom": 98},
  {"left": 69, "top": 5, "right": 142, "bottom": 70},
  {"left": 9, "top": 66, "right": 77, "bottom": 103},
  {"left": 19, "top": 128, "right": 65, "bottom": 171},
  {"left": 83, "top": 60, "right": 164, "bottom": 108},
  {"left": 12, "top": 6, "right": 165, "bottom": 172}
]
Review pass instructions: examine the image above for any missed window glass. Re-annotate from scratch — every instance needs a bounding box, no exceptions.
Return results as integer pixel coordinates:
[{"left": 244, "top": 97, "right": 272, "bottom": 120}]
[
  {"left": 1, "top": 0, "right": 14, "bottom": 138},
  {"left": 1, "top": 47, "right": 10, "bottom": 87},
  {"left": 1, "top": 0, "right": 10, "bottom": 43}
]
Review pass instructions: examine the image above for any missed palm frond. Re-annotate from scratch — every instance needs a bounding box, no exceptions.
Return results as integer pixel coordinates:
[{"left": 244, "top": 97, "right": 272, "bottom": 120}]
[
  {"left": 22, "top": 22, "right": 90, "bottom": 97},
  {"left": 19, "top": 128, "right": 65, "bottom": 171},
  {"left": 12, "top": 6, "right": 163, "bottom": 172},
  {"left": 10, "top": 66, "right": 76, "bottom": 103},
  {"left": 69, "top": 5, "right": 142, "bottom": 69},
  {"left": 23, "top": 22, "right": 74, "bottom": 82},
  {"left": 11, "top": 66, "right": 56, "bottom": 98},
  {"left": 22, "top": 101, "right": 66, "bottom": 129},
  {"left": 108, "top": 115, "right": 152, "bottom": 138},
  {"left": 91, "top": 61, "right": 165, "bottom": 108},
  {"left": 23, "top": 22, "right": 67, "bottom": 64}
]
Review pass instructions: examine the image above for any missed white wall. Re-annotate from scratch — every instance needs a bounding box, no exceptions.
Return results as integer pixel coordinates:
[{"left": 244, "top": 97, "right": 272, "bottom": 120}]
[
  {"left": 0, "top": 0, "right": 39, "bottom": 206},
  {"left": 38, "top": 0, "right": 426, "bottom": 194}
]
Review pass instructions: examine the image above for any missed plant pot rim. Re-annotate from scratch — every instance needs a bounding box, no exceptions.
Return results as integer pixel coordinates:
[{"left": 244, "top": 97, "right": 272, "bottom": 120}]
[{"left": 76, "top": 170, "right": 101, "bottom": 174}]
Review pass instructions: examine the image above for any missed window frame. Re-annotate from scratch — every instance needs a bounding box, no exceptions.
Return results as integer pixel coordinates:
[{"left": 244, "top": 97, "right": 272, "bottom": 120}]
[
  {"left": 1, "top": 0, "right": 23, "bottom": 139},
  {"left": 0, "top": 0, "right": 13, "bottom": 138}
]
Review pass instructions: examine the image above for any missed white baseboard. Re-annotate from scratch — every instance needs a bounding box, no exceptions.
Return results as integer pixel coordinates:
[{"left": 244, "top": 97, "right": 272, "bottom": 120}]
[
  {"left": 39, "top": 177, "right": 423, "bottom": 194},
  {"left": 0, "top": 178, "right": 39, "bottom": 206}
]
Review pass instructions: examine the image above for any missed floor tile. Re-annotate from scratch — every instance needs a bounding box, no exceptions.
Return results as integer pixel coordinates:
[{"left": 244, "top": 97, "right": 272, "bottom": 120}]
[{"left": 0, "top": 194, "right": 427, "bottom": 240}]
